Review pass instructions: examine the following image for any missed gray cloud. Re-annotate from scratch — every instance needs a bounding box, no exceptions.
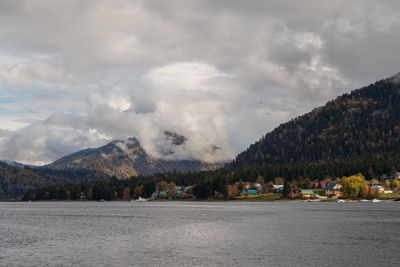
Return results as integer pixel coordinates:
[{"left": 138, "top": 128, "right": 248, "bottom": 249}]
[{"left": 0, "top": 0, "right": 399, "bottom": 164}]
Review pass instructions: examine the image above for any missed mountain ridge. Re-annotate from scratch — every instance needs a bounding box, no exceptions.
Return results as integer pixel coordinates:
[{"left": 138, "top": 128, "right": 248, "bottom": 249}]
[
  {"left": 45, "top": 134, "right": 222, "bottom": 178},
  {"left": 232, "top": 72, "right": 400, "bottom": 167}
]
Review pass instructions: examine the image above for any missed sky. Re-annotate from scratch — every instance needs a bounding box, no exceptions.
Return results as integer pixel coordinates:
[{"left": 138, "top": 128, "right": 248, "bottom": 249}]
[{"left": 0, "top": 0, "right": 400, "bottom": 165}]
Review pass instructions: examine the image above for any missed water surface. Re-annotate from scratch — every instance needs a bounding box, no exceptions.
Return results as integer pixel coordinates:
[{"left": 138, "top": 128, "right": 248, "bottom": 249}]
[{"left": 1, "top": 201, "right": 400, "bottom": 266}]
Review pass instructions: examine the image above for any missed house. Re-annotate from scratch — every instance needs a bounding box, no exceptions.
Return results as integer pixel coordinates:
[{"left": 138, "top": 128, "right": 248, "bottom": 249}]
[
  {"left": 312, "top": 181, "right": 328, "bottom": 192},
  {"left": 247, "top": 190, "right": 257, "bottom": 195},
  {"left": 325, "top": 183, "right": 342, "bottom": 198},
  {"left": 301, "top": 189, "right": 314, "bottom": 198},
  {"left": 370, "top": 185, "right": 385, "bottom": 194},
  {"left": 254, "top": 183, "right": 263, "bottom": 191},
  {"left": 271, "top": 184, "right": 283, "bottom": 193},
  {"left": 243, "top": 182, "right": 252, "bottom": 190}
]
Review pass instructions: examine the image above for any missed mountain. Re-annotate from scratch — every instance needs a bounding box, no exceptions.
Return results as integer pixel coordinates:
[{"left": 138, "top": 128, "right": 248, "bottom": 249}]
[
  {"left": 0, "top": 161, "right": 45, "bottom": 199},
  {"left": 45, "top": 133, "right": 221, "bottom": 178},
  {"left": 0, "top": 161, "right": 110, "bottom": 199},
  {"left": 0, "top": 160, "right": 38, "bottom": 168},
  {"left": 233, "top": 73, "right": 400, "bottom": 167}
]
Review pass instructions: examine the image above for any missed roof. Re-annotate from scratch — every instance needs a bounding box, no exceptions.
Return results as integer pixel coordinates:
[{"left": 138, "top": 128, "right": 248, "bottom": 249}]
[
  {"left": 371, "top": 185, "right": 382, "bottom": 189},
  {"left": 247, "top": 190, "right": 257, "bottom": 194},
  {"left": 272, "top": 184, "right": 283, "bottom": 189},
  {"left": 319, "top": 181, "right": 328, "bottom": 189},
  {"left": 301, "top": 189, "right": 314, "bottom": 195},
  {"left": 326, "top": 183, "right": 338, "bottom": 190}
]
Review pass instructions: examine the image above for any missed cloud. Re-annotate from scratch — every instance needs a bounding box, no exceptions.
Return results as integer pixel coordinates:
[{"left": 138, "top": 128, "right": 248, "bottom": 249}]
[{"left": 0, "top": 0, "right": 400, "bottom": 164}]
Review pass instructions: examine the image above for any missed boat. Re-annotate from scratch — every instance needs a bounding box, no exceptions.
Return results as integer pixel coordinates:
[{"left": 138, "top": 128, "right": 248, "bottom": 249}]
[
  {"left": 359, "top": 199, "right": 371, "bottom": 203},
  {"left": 371, "top": 199, "right": 381, "bottom": 203},
  {"left": 135, "top": 196, "right": 148, "bottom": 202},
  {"left": 337, "top": 199, "right": 345, "bottom": 202},
  {"left": 307, "top": 199, "right": 321, "bottom": 202}
]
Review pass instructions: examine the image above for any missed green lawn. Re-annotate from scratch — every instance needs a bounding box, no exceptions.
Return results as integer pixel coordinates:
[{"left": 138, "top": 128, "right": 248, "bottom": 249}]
[{"left": 379, "top": 192, "right": 400, "bottom": 199}]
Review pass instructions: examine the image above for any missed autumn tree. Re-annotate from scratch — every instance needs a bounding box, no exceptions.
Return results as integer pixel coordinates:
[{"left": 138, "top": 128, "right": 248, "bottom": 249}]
[
  {"left": 361, "top": 184, "right": 369, "bottom": 198},
  {"left": 385, "top": 180, "right": 391, "bottom": 189},
  {"left": 342, "top": 174, "right": 367, "bottom": 198}
]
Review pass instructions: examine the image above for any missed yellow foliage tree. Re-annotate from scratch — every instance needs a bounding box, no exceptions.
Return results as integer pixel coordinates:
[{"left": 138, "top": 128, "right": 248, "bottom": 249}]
[
  {"left": 342, "top": 174, "right": 366, "bottom": 198},
  {"left": 361, "top": 184, "right": 369, "bottom": 198},
  {"left": 385, "top": 180, "right": 391, "bottom": 189}
]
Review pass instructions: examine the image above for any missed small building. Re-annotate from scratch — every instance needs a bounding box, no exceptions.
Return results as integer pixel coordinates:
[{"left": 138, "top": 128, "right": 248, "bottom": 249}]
[
  {"left": 325, "top": 183, "right": 342, "bottom": 197},
  {"left": 247, "top": 189, "right": 257, "bottom": 195},
  {"left": 312, "top": 181, "right": 328, "bottom": 192},
  {"left": 301, "top": 189, "right": 314, "bottom": 198},
  {"left": 371, "top": 185, "right": 385, "bottom": 194},
  {"left": 243, "top": 182, "right": 252, "bottom": 190},
  {"left": 253, "top": 183, "right": 263, "bottom": 190},
  {"left": 269, "top": 184, "right": 283, "bottom": 193}
]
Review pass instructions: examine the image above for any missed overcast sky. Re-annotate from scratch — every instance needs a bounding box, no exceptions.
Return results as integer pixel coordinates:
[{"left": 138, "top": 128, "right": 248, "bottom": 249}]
[{"left": 0, "top": 0, "right": 399, "bottom": 165}]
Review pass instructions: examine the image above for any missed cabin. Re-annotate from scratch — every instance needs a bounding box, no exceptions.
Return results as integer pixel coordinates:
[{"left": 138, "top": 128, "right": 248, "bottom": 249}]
[
  {"left": 325, "top": 183, "right": 342, "bottom": 197},
  {"left": 247, "top": 189, "right": 257, "bottom": 195},
  {"left": 312, "top": 181, "right": 328, "bottom": 192},
  {"left": 301, "top": 189, "right": 314, "bottom": 198},
  {"left": 271, "top": 185, "right": 283, "bottom": 193},
  {"left": 370, "top": 185, "right": 384, "bottom": 194}
]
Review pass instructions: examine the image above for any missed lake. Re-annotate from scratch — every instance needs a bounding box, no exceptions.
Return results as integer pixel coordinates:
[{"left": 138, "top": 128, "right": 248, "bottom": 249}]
[{"left": 1, "top": 201, "right": 400, "bottom": 266}]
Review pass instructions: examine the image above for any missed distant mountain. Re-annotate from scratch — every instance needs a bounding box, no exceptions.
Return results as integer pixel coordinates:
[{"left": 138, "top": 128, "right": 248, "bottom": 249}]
[
  {"left": 233, "top": 73, "right": 400, "bottom": 167},
  {"left": 45, "top": 132, "right": 222, "bottom": 178},
  {"left": 0, "top": 160, "right": 40, "bottom": 168},
  {"left": 0, "top": 161, "right": 109, "bottom": 199}
]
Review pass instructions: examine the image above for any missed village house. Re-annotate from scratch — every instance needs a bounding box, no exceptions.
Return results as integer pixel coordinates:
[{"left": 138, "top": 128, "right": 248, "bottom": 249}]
[
  {"left": 311, "top": 181, "right": 328, "bottom": 193},
  {"left": 325, "top": 182, "right": 342, "bottom": 198},
  {"left": 301, "top": 189, "right": 314, "bottom": 198},
  {"left": 370, "top": 185, "right": 385, "bottom": 194},
  {"left": 268, "top": 184, "right": 283, "bottom": 193}
]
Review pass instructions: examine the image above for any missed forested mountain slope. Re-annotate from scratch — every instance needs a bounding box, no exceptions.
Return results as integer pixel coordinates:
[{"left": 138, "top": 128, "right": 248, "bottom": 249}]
[
  {"left": 0, "top": 161, "right": 110, "bottom": 199},
  {"left": 233, "top": 73, "right": 400, "bottom": 167}
]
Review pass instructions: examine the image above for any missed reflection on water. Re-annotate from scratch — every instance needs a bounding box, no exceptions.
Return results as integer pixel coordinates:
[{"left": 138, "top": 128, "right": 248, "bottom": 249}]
[{"left": 1, "top": 201, "right": 400, "bottom": 266}]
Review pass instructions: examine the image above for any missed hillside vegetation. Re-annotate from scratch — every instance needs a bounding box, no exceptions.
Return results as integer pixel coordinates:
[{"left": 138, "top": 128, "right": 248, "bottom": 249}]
[
  {"left": 0, "top": 162, "right": 110, "bottom": 199},
  {"left": 233, "top": 73, "right": 400, "bottom": 167}
]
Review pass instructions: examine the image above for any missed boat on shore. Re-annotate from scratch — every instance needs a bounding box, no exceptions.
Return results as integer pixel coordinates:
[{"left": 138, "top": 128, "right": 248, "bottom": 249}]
[
  {"left": 135, "top": 196, "right": 148, "bottom": 202},
  {"left": 306, "top": 199, "right": 321, "bottom": 202}
]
